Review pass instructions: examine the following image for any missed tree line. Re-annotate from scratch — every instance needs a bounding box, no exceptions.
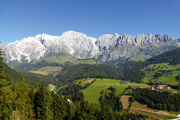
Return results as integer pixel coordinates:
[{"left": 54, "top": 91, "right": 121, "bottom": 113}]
[
  {"left": 132, "top": 88, "right": 180, "bottom": 111},
  {"left": 56, "top": 64, "right": 120, "bottom": 86},
  {"left": 58, "top": 79, "right": 96, "bottom": 103},
  {"left": 99, "top": 86, "right": 123, "bottom": 112}
]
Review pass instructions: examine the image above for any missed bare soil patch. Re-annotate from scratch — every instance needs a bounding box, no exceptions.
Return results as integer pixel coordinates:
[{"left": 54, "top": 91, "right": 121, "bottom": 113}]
[
  {"left": 132, "top": 101, "right": 158, "bottom": 112},
  {"left": 120, "top": 95, "right": 131, "bottom": 110},
  {"left": 84, "top": 80, "right": 93, "bottom": 84}
]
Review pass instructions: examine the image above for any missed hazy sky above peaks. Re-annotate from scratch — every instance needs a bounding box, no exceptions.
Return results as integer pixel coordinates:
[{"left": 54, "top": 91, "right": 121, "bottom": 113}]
[{"left": 0, "top": 0, "right": 180, "bottom": 44}]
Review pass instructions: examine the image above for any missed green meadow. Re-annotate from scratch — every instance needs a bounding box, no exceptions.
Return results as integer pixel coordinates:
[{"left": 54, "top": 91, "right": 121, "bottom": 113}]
[
  {"left": 141, "top": 63, "right": 180, "bottom": 85},
  {"left": 156, "top": 70, "right": 180, "bottom": 85},
  {"left": 30, "top": 66, "right": 63, "bottom": 75},
  {"left": 81, "top": 78, "right": 150, "bottom": 103},
  {"left": 129, "top": 52, "right": 152, "bottom": 62},
  {"left": 56, "top": 85, "right": 67, "bottom": 92},
  {"left": 32, "top": 52, "right": 102, "bottom": 65},
  {"left": 30, "top": 70, "right": 49, "bottom": 75},
  {"left": 30, "top": 52, "right": 102, "bottom": 75}
]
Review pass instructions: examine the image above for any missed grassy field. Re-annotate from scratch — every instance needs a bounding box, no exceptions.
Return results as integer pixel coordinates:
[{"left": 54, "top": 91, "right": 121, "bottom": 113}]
[
  {"left": 142, "top": 77, "right": 154, "bottom": 83},
  {"left": 30, "top": 52, "right": 102, "bottom": 75},
  {"left": 30, "top": 66, "right": 63, "bottom": 75},
  {"left": 32, "top": 52, "right": 77, "bottom": 64},
  {"left": 32, "top": 52, "right": 102, "bottom": 65},
  {"left": 82, "top": 78, "right": 124, "bottom": 103},
  {"left": 156, "top": 71, "right": 180, "bottom": 85},
  {"left": 82, "top": 78, "right": 150, "bottom": 103},
  {"left": 30, "top": 70, "right": 49, "bottom": 75},
  {"left": 141, "top": 63, "right": 180, "bottom": 85},
  {"left": 56, "top": 85, "right": 67, "bottom": 92},
  {"left": 129, "top": 52, "right": 152, "bottom": 62}
]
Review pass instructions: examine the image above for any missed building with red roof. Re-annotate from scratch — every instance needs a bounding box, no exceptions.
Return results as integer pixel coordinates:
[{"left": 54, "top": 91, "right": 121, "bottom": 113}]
[{"left": 152, "top": 85, "right": 171, "bottom": 90}]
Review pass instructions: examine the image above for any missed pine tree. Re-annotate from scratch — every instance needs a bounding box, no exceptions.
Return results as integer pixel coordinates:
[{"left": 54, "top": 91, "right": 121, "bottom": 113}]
[
  {"left": 99, "top": 104, "right": 107, "bottom": 120},
  {"left": 73, "top": 103, "right": 82, "bottom": 120},
  {"left": 0, "top": 46, "right": 14, "bottom": 120},
  {"left": 34, "top": 82, "right": 47, "bottom": 120},
  {"left": 51, "top": 92, "right": 63, "bottom": 120},
  {"left": 14, "top": 75, "right": 34, "bottom": 119},
  {"left": 0, "top": 74, "right": 14, "bottom": 120},
  {"left": 28, "top": 86, "right": 35, "bottom": 106},
  {"left": 45, "top": 89, "right": 53, "bottom": 120},
  {"left": 0, "top": 46, "right": 5, "bottom": 72},
  {"left": 27, "top": 86, "right": 37, "bottom": 119},
  {"left": 69, "top": 99, "right": 74, "bottom": 119},
  {"left": 63, "top": 95, "right": 70, "bottom": 119}
]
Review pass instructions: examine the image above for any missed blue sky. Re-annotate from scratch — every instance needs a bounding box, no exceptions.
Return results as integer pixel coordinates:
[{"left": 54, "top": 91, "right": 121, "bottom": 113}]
[{"left": 0, "top": 0, "right": 180, "bottom": 45}]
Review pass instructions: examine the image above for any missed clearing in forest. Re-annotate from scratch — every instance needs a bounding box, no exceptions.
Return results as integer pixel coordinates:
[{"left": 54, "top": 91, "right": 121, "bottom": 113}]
[
  {"left": 82, "top": 78, "right": 150, "bottom": 103},
  {"left": 132, "top": 101, "right": 158, "bottom": 112},
  {"left": 82, "top": 78, "right": 126, "bottom": 103},
  {"left": 120, "top": 95, "right": 131, "bottom": 110}
]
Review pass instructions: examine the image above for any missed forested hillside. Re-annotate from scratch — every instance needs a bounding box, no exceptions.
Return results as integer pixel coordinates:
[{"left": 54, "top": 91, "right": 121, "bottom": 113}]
[
  {"left": 56, "top": 64, "right": 120, "bottom": 85},
  {"left": 133, "top": 88, "right": 180, "bottom": 111},
  {"left": 105, "top": 56, "right": 140, "bottom": 72},
  {"left": 10, "top": 51, "right": 121, "bottom": 87},
  {"left": 3, "top": 63, "right": 39, "bottom": 87},
  {"left": 3, "top": 63, "right": 57, "bottom": 87}
]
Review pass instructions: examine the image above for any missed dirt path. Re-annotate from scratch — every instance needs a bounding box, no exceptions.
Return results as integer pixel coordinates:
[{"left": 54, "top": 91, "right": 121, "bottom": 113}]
[
  {"left": 131, "top": 101, "right": 178, "bottom": 117},
  {"left": 120, "top": 95, "right": 131, "bottom": 110},
  {"left": 131, "top": 108, "right": 177, "bottom": 117},
  {"left": 129, "top": 109, "right": 164, "bottom": 120}
]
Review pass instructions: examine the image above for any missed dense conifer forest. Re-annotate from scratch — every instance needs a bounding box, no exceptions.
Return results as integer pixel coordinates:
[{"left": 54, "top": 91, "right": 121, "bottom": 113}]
[
  {"left": 105, "top": 56, "right": 140, "bottom": 72},
  {"left": 56, "top": 64, "right": 120, "bottom": 85},
  {"left": 132, "top": 88, "right": 180, "bottom": 111},
  {"left": 99, "top": 86, "right": 123, "bottom": 112},
  {"left": 3, "top": 63, "right": 58, "bottom": 87}
]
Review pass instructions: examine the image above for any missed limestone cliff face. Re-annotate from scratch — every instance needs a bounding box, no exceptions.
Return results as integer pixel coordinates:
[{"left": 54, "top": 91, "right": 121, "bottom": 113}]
[
  {"left": 2, "top": 30, "right": 180, "bottom": 63},
  {"left": 96, "top": 33, "right": 179, "bottom": 62}
]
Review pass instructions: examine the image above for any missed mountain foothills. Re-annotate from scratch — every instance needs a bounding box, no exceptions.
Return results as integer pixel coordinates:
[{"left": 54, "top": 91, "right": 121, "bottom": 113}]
[
  {"left": 3, "top": 62, "right": 58, "bottom": 87},
  {"left": 2, "top": 51, "right": 119, "bottom": 89},
  {"left": 122, "top": 48, "right": 180, "bottom": 83},
  {"left": 1, "top": 31, "right": 180, "bottom": 66}
]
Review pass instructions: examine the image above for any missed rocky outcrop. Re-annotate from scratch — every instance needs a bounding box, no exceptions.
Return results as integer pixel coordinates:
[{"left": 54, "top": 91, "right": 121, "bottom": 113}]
[{"left": 2, "top": 31, "right": 180, "bottom": 63}]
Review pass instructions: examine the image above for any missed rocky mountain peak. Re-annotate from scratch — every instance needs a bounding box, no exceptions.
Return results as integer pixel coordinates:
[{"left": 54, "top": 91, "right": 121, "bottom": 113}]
[
  {"left": 114, "top": 33, "right": 119, "bottom": 36},
  {"left": 2, "top": 31, "right": 180, "bottom": 64},
  {"left": 61, "top": 30, "right": 87, "bottom": 39}
]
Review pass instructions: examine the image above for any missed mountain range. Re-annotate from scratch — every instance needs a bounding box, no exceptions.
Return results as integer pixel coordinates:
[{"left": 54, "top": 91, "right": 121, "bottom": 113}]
[{"left": 1, "top": 30, "right": 180, "bottom": 65}]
